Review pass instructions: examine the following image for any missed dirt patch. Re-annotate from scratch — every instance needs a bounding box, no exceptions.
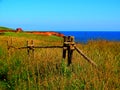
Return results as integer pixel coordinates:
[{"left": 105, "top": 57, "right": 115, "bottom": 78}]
[
  {"left": 27, "top": 31, "right": 64, "bottom": 37},
  {"left": 0, "top": 29, "right": 64, "bottom": 37}
]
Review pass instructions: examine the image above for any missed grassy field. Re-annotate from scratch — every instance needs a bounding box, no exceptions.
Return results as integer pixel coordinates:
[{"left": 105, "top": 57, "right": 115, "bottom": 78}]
[
  {"left": 0, "top": 26, "right": 14, "bottom": 30},
  {"left": 0, "top": 31, "right": 120, "bottom": 90}
]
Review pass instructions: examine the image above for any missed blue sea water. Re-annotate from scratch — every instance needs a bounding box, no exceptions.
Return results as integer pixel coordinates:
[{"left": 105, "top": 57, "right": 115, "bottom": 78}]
[{"left": 59, "top": 31, "right": 120, "bottom": 43}]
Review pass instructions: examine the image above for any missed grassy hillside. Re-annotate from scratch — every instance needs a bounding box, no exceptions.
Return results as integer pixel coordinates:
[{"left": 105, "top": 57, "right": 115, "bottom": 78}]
[
  {"left": 0, "top": 26, "right": 14, "bottom": 30},
  {"left": 0, "top": 32, "right": 120, "bottom": 90}
]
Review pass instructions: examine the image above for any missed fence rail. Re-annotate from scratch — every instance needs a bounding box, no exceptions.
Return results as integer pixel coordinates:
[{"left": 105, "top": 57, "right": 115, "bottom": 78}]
[{"left": 7, "top": 36, "right": 97, "bottom": 67}]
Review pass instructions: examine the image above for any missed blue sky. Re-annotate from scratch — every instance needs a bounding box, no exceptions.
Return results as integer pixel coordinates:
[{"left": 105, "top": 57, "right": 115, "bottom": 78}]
[{"left": 0, "top": 0, "right": 120, "bottom": 31}]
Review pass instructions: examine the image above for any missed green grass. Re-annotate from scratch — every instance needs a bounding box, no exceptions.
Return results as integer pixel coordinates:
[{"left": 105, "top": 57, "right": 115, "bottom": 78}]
[
  {"left": 0, "top": 26, "right": 14, "bottom": 30},
  {"left": 4, "top": 32, "right": 62, "bottom": 41},
  {"left": 0, "top": 32, "right": 120, "bottom": 90}
]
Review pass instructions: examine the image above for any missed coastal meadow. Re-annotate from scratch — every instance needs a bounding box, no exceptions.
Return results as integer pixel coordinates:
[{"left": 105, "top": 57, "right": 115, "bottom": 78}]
[{"left": 0, "top": 33, "right": 120, "bottom": 90}]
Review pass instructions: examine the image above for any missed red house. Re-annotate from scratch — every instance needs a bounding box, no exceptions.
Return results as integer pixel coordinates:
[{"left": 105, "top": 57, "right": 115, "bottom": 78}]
[{"left": 16, "top": 28, "right": 23, "bottom": 32}]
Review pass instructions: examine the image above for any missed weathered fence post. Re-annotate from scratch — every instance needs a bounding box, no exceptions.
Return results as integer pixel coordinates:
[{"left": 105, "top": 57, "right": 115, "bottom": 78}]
[
  {"left": 67, "top": 36, "right": 75, "bottom": 66},
  {"left": 27, "top": 40, "right": 34, "bottom": 57},
  {"left": 7, "top": 40, "right": 10, "bottom": 58},
  {"left": 7, "top": 38, "right": 13, "bottom": 58},
  {"left": 62, "top": 36, "right": 75, "bottom": 66},
  {"left": 27, "top": 41, "right": 30, "bottom": 55},
  {"left": 74, "top": 46, "right": 97, "bottom": 67},
  {"left": 31, "top": 40, "right": 34, "bottom": 59},
  {"left": 63, "top": 36, "right": 67, "bottom": 59}
]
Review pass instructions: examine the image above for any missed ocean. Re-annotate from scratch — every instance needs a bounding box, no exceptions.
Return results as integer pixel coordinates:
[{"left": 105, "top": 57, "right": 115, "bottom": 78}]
[{"left": 59, "top": 31, "right": 120, "bottom": 43}]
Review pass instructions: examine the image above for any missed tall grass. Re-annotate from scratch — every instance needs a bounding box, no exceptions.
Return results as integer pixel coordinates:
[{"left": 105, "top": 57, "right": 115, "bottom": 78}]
[{"left": 0, "top": 34, "right": 120, "bottom": 90}]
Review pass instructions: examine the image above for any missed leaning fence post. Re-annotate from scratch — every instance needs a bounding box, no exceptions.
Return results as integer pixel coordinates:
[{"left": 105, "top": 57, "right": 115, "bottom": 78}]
[{"left": 74, "top": 46, "right": 97, "bottom": 67}]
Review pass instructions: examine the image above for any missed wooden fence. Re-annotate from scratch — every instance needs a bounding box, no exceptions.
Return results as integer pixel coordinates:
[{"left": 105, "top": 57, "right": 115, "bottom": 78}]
[{"left": 7, "top": 36, "right": 97, "bottom": 67}]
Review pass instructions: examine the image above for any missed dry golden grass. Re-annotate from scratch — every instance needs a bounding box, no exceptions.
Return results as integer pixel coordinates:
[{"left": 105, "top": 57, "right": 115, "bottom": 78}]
[{"left": 0, "top": 35, "right": 120, "bottom": 90}]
